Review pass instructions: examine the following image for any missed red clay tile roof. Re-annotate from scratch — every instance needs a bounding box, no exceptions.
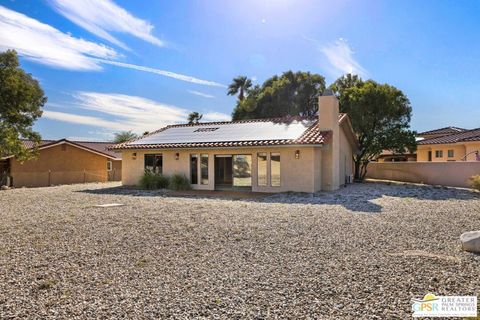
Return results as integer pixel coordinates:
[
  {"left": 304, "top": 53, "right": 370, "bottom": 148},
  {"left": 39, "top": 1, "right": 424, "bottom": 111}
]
[
  {"left": 418, "top": 126, "right": 467, "bottom": 136},
  {"left": 417, "top": 128, "right": 480, "bottom": 145},
  {"left": 110, "top": 116, "right": 343, "bottom": 150},
  {"left": 21, "top": 139, "right": 121, "bottom": 159}
]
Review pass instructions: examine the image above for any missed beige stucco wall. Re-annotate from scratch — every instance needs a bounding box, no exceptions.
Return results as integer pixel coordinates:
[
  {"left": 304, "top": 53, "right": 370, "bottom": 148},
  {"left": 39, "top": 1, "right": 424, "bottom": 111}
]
[
  {"left": 10, "top": 144, "right": 116, "bottom": 187},
  {"left": 121, "top": 146, "right": 323, "bottom": 193},
  {"left": 417, "top": 144, "right": 468, "bottom": 162},
  {"left": 366, "top": 162, "right": 480, "bottom": 188},
  {"left": 339, "top": 126, "right": 354, "bottom": 184}
]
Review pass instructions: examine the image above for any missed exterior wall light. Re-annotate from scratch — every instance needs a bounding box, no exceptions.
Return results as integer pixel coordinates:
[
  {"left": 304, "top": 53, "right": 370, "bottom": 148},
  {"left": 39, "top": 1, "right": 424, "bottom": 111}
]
[
  {"left": 295, "top": 150, "right": 300, "bottom": 159},
  {"left": 175, "top": 153, "right": 180, "bottom": 160}
]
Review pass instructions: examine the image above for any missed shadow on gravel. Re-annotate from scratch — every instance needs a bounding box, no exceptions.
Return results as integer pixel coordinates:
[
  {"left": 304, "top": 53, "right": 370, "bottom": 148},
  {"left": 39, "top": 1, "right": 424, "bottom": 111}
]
[
  {"left": 253, "top": 182, "right": 479, "bottom": 213},
  {"left": 76, "top": 182, "right": 479, "bottom": 213}
]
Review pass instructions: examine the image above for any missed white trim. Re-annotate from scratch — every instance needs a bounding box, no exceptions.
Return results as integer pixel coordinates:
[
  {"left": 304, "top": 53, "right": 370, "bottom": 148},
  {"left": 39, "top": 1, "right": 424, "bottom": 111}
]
[{"left": 114, "top": 144, "right": 325, "bottom": 153}]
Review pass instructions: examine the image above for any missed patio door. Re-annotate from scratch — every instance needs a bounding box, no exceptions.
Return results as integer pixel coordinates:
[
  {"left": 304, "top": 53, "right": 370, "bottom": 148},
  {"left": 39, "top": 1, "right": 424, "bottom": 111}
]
[{"left": 214, "top": 154, "right": 252, "bottom": 190}]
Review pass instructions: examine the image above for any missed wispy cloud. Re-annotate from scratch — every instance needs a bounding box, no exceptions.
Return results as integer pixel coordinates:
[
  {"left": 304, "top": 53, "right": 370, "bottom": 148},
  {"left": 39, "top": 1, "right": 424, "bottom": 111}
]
[
  {"left": 98, "top": 60, "right": 226, "bottom": 87},
  {"left": 43, "top": 110, "right": 125, "bottom": 130},
  {"left": 47, "top": 0, "right": 163, "bottom": 50},
  {"left": 0, "top": 5, "right": 119, "bottom": 70},
  {"left": 44, "top": 92, "right": 231, "bottom": 133},
  {"left": 0, "top": 6, "right": 224, "bottom": 87},
  {"left": 188, "top": 90, "right": 215, "bottom": 98},
  {"left": 321, "top": 38, "right": 367, "bottom": 78},
  {"left": 203, "top": 112, "right": 231, "bottom": 122}
]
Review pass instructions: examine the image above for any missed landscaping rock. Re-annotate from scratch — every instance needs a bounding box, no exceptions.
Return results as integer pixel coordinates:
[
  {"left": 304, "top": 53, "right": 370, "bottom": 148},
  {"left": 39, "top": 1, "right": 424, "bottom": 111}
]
[
  {"left": 0, "top": 185, "right": 10, "bottom": 191},
  {"left": 460, "top": 231, "right": 480, "bottom": 253}
]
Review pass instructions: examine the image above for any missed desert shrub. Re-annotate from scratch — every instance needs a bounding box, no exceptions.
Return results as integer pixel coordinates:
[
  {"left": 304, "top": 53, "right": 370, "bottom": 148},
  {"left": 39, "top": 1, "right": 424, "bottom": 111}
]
[
  {"left": 139, "top": 171, "right": 170, "bottom": 189},
  {"left": 470, "top": 175, "right": 480, "bottom": 191},
  {"left": 169, "top": 173, "right": 192, "bottom": 191}
]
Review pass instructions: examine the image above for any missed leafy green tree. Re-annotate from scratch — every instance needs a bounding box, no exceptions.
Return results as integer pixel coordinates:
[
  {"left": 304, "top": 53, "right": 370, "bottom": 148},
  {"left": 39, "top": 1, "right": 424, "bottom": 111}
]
[
  {"left": 232, "top": 71, "right": 326, "bottom": 120},
  {"left": 330, "top": 75, "right": 416, "bottom": 180},
  {"left": 227, "top": 76, "right": 252, "bottom": 101},
  {"left": 0, "top": 50, "right": 46, "bottom": 161},
  {"left": 113, "top": 130, "right": 138, "bottom": 143},
  {"left": 187, "top": 112, "right": 203, "bottom": 124}
]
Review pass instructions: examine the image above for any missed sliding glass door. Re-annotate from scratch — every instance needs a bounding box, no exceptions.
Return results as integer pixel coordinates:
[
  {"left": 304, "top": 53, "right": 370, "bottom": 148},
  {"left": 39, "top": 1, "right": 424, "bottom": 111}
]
[{"left": 233, "top": 155, "right": 252, "bottom": 187}]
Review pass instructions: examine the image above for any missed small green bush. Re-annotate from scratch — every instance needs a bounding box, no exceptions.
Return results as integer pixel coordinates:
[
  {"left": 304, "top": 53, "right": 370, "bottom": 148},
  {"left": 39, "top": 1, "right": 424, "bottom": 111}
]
[
  {"left": 139, "top": 171, "right": 170, "bottom": 189},
  {"left": 470, "top": 175, "right": 480, "bottom": 191},
  {"left": 169, "top": 173, "right": 192, "bottom": 191}
]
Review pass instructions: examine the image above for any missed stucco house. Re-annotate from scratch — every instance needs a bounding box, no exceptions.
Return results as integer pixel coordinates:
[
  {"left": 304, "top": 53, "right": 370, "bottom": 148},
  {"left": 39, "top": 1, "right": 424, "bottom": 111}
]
[
  {"left": 1, "top": 139, "right": 122, "bottom": 187},
  {"left": 417, "top": 127, "right": 480, "bottom": 162},
  {"left": 111, "top": 91, "right": 359, "bottom": 193}
]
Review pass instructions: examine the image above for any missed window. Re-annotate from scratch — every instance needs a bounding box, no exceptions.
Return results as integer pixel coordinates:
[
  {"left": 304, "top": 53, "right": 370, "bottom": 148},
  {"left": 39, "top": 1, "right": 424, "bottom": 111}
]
[
  {"left": 270, "top": 153, "right": 281, "bottom": 187},
  {"left": 107, "top": 160, "right": 112, "bottom": 171},
  {"left": 435, "top": 150, "right": 443, "bottom": 158},
  {"left": 144, "top": 154, "right": 162, "bottom": 174},
  {"left": 200, "top": 154, "right": 209, "bottom": 185},
  {"left": 190, "top": 154, "right": 198, "bottom": 184},
  {"left": 257, "top": 153, "right": 267, "bottom": 186},
  {"left": 448, "top": 150, "right": 454, "bottom": 158}
]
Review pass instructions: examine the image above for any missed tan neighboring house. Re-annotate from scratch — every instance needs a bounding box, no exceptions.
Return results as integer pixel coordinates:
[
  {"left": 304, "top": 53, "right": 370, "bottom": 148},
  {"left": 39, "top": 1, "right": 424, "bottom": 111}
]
[
  {"left": 417, "top": 127, "right": 480, "bottom": 162},
  {"left": 0, "top": 139, "right": 122, "bottom": 188},
  {"left": 111, "top": 92, "right": 359, "bottom": 193}
]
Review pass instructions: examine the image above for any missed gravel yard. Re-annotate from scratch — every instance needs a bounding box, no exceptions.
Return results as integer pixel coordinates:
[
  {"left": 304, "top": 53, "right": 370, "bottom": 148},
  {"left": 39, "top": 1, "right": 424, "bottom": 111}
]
[{"left": 1, "top": 182, "right": 479, "bottom": 319}]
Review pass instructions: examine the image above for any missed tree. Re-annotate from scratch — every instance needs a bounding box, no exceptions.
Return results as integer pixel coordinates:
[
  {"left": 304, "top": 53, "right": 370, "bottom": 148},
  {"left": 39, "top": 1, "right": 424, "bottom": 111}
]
[
  {"left": 113, "top": 131, "right": 138, "bottom": 143},
  {"left": 187, "top": 112, "right": 203, "bottom": 124},
  {"left": 0, "top": 50, "right": 46, "bottom": 161},
  {"left": 330, "top": 75, "right": 416, "bottom": 181},
  {"left": 227, "top": 76, "right": 252, "bottom": 101},
  {"left": 232, "top": 71, "right": 326, "bottom": 120}
]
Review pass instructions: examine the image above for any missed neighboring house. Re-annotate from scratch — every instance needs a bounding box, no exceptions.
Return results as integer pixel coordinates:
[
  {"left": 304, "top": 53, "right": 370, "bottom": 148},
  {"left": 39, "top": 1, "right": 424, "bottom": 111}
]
[
  {"left": 1, "top": 139, "right": 122, "bottom": 187},
  {"left": 111, "top": 92, "right": 359, "bottom": 193},
  {"left": 417, "top": 128, "right": 480, "bottom": 162},
  {"left": 375, "top": 126, "right": 469, "bottom": 162},
  {"left": 417, "top": 126, "right": 467, "bottom": 140}
]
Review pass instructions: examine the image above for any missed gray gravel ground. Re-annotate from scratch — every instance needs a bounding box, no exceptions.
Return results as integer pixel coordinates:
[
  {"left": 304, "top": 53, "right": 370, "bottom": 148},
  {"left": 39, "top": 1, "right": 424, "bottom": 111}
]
[{"left": 0, "top": 181, "right": 479, "bottom": 319}]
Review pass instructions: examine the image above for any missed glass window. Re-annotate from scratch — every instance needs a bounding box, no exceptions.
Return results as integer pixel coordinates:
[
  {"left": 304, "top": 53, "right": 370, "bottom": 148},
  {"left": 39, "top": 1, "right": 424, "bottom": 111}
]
[
  {"left": 448, "top": 150, "right": 454, "bottom": 158},
  {"left": 145, "top": 154, "right": 162, "bottom": 174},
  {"left": 200, "top": 154, "right": 209, "bottom": 185},
  {"left": 190, "top": 154, "right": 198, "bottom": 184},
  {"left": 435, "top": 150, "right": 443, "bottom": 158},
  {"left": 233, "top": 155, "right": 252, "bottom": 187},
  {"left": 107, "top": 160, "right": 112, "bottom": 171},
  {"left": 257, "top": 153, "right": 267, "bottom": 186},
  {"left": 270, "top": 153, "right": 281, "bottom": 187}
]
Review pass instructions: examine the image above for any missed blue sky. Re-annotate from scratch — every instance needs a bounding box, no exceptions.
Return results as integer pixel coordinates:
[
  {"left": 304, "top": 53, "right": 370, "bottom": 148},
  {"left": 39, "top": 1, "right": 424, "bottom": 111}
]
[{"left": 1, "top": 0, "right": 480, "bottom": 141}]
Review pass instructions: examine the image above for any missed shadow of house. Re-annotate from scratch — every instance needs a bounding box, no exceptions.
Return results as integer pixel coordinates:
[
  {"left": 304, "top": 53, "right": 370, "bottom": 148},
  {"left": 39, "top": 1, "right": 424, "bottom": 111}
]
[{"left": 77, "top": 181, "right": 479, "bottom": 213}]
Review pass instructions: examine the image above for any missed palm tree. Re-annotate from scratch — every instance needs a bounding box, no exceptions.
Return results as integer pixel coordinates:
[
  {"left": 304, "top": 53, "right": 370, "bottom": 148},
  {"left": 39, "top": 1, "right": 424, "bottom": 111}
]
[
  {"left": 188, "top": 112, "right": 203, "bottom": 124},
  {"left": 227, "top": 76, "right": 252, "bottom": 101}
]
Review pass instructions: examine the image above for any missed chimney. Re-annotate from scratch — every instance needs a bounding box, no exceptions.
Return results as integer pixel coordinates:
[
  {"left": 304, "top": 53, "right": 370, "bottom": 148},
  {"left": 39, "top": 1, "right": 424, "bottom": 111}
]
[
  {"left": 319, "top": 89, "right": 340, "bottom": 191},
  {"left": 318, "top": 89, "right": 339, "bottom": 131}
]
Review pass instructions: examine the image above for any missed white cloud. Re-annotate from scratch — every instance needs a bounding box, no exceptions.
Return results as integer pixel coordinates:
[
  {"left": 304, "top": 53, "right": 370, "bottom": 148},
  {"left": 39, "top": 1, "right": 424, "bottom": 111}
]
[
  {"left": 47, "top": 0, "right": 164, "bottom": 50},
  {"left": 43, "top": 110, "right": 125, "bottom": 130},
  {"left": 0, "top": 6, "right": 224, "bottom": 87},
  {"left": 98, "top": 59, "right": 226, "bottom": 87},
  {"left": 203, "top": 112, "right": 231, "bottom": 122},
  {"left": 188, "top": 90, "right": 215, "bottom": 98},
  {"left": 321, "top": 38, "right": 367, "bottom": 78},
  {"left": 0, "top": 5, "right": 119, "bottom": 70},
  {"left": 44, "top": 92, "right": 230, "bottom": 134}
]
